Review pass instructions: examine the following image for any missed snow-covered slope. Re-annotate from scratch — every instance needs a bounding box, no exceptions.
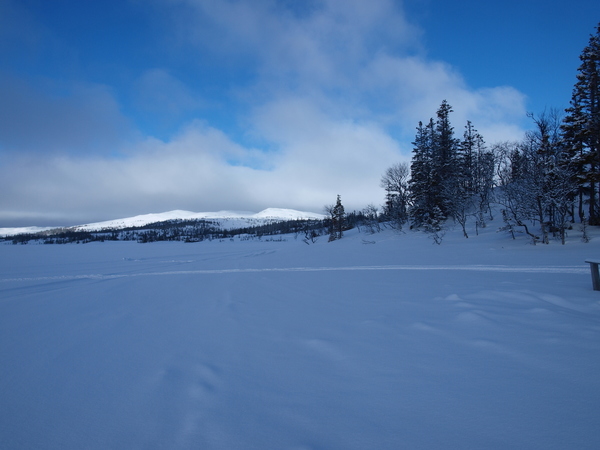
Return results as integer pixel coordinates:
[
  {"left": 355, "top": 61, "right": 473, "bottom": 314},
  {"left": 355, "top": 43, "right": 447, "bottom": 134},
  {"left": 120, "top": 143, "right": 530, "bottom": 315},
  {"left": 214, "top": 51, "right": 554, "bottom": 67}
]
[
  {"left": 74, "top": 208, "right": 324, "bottom": 231},
  {"left": 0, "top": 208, "right": 325, "bottom": 236},
  {"left": 0, "top": 226, "right": 54, "bottom": 237}
]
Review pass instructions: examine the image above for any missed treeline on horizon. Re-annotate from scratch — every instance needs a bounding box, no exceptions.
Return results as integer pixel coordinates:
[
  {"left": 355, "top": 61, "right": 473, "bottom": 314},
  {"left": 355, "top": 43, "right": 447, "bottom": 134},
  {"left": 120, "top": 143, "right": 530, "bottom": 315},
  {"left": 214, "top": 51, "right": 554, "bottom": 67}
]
[{"left": 5, "top": 218, "right": 332, "bottom": 245}]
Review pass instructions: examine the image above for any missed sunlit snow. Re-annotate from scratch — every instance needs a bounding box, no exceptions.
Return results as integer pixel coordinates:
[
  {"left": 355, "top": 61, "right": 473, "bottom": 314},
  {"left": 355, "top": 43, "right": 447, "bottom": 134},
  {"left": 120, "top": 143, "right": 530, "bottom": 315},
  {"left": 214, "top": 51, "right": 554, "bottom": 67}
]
[{"left": 72, "top": 208, "right": 325, "bottom": 232}]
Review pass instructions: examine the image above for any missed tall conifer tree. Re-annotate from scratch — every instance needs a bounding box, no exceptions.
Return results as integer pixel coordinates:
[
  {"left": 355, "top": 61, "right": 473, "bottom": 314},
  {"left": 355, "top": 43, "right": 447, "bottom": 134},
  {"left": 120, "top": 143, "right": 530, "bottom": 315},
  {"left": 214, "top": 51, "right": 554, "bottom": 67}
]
[
  {"left": 561, "top": 23, "right": 600, "bottom": 223},
  {"left": 328, "top": 195, "right": 345, "bottom": 241},
  {"left": 433, "top": 100, "right": 459, "bottom": 219},
  {"left": 409, "top": 119, "right": 435, "bottom": 227}
]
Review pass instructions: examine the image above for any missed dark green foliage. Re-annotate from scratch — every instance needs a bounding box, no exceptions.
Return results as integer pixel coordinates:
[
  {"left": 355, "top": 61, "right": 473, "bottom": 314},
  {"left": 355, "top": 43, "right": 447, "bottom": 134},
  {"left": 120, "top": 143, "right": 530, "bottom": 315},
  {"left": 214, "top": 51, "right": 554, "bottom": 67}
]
[
  {"left": 561, "top": 23, "right": 600, "bottom": 223},
  {"left": 409, "top": 101, "right": 461, "bottom": 229},
  {"left": 409, "top": 119, "right": 435, "bottom": 227},
  {"left": 328, "top": 195, "right": 346, "bottom": 242}
]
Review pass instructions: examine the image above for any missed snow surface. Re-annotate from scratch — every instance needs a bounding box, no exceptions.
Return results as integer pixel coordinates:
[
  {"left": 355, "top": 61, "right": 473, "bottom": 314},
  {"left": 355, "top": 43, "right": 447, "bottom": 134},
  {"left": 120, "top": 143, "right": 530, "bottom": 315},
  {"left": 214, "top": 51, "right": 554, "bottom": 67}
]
[
  {"left": 1, "top": 223, "right": 600, "bottom": 449},
  {"left": 72, "top": 208, "right": 325, "bottom": 232},
  {"left": 0, "top": 226, "right": 54, "bottom": 237}
]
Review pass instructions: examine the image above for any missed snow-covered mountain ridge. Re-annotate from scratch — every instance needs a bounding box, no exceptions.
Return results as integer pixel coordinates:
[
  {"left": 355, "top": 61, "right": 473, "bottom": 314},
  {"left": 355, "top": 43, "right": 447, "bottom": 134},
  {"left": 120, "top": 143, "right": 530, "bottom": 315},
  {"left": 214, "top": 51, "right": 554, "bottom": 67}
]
[
  {"left": 73, "top": 208, "right": 324, "bottom": 231},
  {"left": 0, "top": 208, "right": 325, "bottom": 236}
]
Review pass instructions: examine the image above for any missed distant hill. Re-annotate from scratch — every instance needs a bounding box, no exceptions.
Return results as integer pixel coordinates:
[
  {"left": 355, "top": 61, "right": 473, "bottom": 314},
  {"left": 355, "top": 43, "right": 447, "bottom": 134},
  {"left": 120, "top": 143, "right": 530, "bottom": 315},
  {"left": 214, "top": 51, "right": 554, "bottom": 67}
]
[
  {"left": 0, "top": 208, "right": 325, "bottom": 238},
  {"left": 72, "top": 208, "right": 325, "bottom": 232}
]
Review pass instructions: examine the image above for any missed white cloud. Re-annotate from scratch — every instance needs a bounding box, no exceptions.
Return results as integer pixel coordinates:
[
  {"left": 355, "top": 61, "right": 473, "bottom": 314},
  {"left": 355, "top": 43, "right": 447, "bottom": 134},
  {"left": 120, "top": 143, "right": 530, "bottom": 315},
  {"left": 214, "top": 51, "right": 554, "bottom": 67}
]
[
  {"left": 166, "top": 0, "right": 528, "bottom": 142},
  {"left": 0, "top": 116, "right": 403, "bottom": 224}
]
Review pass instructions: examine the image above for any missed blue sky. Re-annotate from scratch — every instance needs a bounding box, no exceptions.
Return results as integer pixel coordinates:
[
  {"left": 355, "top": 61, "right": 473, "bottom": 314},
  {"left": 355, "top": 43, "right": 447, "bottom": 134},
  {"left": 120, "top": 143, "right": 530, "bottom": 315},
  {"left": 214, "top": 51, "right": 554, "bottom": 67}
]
[{"left": 1, "top": 0, "right": 598, "bottom": 226}]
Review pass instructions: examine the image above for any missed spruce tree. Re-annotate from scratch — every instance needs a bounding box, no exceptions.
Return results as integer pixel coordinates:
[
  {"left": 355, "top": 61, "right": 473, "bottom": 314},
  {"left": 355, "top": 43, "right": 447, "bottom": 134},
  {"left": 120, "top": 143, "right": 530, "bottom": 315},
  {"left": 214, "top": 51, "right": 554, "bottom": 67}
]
[
  {"left": 561, "top": 23, "right": 600, "bottom": 223},
  {"left": 409, "top": 101, "right": 459, "bottom": 228},
  {"left": 458, "top": 121, "right": 483, "bottom": 196},
  {"left": 328, "top": 195, "right": 346, "bottom": 241},
  {"left": 432, "top": 100, "right": 459, "bottom": 219},
  {"left": 473, "top": 136, "right": 495, "bottom": 229},
  {"left": 409, "top": 119, "right": 435, "bottom": 227}
]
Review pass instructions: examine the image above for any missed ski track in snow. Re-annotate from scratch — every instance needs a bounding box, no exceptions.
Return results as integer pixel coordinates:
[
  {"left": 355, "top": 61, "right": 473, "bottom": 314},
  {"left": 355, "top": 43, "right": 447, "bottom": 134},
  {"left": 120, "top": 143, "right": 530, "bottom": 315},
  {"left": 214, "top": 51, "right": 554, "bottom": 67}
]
[{"left": 0, "top": 264, "right": 588, "bottom": 283}]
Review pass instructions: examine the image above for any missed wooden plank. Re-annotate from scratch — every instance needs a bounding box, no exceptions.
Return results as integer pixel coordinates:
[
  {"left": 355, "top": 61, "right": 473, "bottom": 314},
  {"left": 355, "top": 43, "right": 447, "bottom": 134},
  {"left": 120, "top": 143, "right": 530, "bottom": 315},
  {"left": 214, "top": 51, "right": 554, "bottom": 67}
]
[{"left": 585, "top": 261, "right": 600, "bottom": 291}]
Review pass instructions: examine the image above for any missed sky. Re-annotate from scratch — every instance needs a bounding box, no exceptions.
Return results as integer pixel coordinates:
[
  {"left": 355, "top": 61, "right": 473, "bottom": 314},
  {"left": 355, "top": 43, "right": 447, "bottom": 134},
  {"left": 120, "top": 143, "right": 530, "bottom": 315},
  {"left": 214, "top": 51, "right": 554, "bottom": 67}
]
[{"left": 1, "top": 0, "right": 599, "bottom": 227}]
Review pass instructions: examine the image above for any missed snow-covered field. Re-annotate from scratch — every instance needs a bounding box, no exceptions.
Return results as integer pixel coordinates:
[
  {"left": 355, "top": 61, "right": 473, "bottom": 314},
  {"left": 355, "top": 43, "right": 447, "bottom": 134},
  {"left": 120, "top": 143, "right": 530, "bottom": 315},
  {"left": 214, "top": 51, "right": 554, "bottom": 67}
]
[{"left": 1, "top": 223, "right": 600, "bottom": 449}]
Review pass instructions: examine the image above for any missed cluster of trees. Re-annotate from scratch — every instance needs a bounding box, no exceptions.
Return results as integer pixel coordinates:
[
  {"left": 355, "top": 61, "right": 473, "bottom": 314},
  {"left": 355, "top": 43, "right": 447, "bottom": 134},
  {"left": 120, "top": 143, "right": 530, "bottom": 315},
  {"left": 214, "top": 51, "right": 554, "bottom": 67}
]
[
  {"left": 494, "top": 111, "right": 576, "bottom": 244},
  {"left": 376, "top": 23, "right": 600, "bottom": 244},
  {"left": 382, "top": 101, "right": 495, "bottom": 240},
  {"left": 377, "top": 102, "right": 580, "bottom": 244}
]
